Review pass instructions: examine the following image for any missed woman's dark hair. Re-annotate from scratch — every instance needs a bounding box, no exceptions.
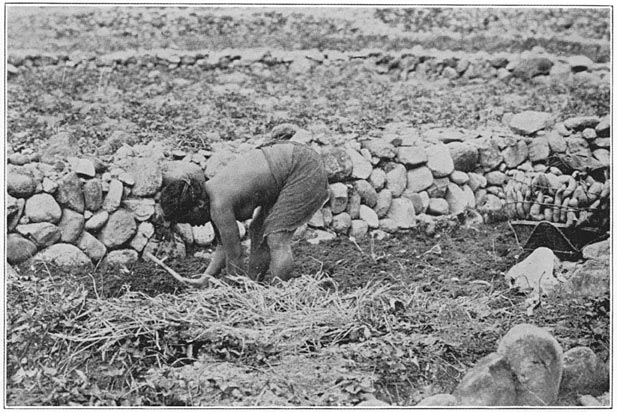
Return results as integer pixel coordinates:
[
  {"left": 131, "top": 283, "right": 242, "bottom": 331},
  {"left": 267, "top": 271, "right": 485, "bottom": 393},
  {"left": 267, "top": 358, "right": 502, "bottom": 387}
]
[{"left": 160, "top": 177, "right": 209, "bottom": 225}]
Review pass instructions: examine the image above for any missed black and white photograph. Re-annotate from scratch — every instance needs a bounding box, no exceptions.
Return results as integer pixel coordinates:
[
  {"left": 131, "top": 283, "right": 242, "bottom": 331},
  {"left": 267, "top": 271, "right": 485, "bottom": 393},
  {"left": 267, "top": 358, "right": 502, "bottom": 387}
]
[{"left": 4, "top": 3, "right": 612, "bottom": 407}]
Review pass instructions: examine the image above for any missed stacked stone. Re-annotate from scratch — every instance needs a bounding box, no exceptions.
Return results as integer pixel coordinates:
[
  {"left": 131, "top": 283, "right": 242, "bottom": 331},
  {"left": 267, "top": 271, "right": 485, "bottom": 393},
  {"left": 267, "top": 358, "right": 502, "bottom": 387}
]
[
  {"left": 5, "top": 112, "right": 610, "bottom": 267},
  {"left": 6, "top": 47, "right": 609, "bottom": 85}
]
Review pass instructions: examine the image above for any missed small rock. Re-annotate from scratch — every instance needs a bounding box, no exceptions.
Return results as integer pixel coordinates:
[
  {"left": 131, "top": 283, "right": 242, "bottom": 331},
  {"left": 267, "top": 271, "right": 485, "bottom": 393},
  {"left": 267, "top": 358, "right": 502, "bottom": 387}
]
[
  {"left": 568, "top": 55, "right": 594, "bottom": 72},
  {"left": 8, "top": 153, "right": 29, "bottom": 166},
  {"left": 385, "top": 163, "right": 407, "bottom": 197},
  {"left": 564, "top": 116, "right": 600, "bottom": 131},
  {"left": 502, "top": 140, "right": 529, "bottom": 168},
  {"left": 308, "top": 209, "right": 325, "bottom": 228},
  {"left": 512, "top": 57, "right": 553, "bottom": 80},
  {"left": 426, "top": 143, "right": 455, "bottom": 178},
  {"left": 331, "top": 212, "right": 352, "bottom": 234},
  {"left": 103, "top": 179, "right": 124, "bottom": 212},
  {"left": 386, "top": 197, "right": 416, "bottom": 229},
  {"left": 57, "top": 208, "right": 85, "bottom": 244},
  {"left": 428, "top": 198, "right": 449, "bottom": 215},
  {"left": 173, "top": 223, "right": 194, "bottom": 246},
  {"left": 445, "top": 183, "right": 467, "bottom": 215},
  {"left": 485, "top": 171, "right": 507, "bottom": 186},
  {"left": 103, "top": 249, "right": 139, "bottom": 269},
  {"left": 349, "top": 219, "right": 369, "bottom": 238},
  {"left": 374, "top": 189, "right": 393, "bottom": 218},
  {"left": 346, "top": 189, "right": 361, "bottom": 219},
  {"left": 560, "top": 346, "right": 609, "bottom": 396},
  {"left": 417, "top": 394, "right": 458, "bottom": 406},
  {"left": 509, "top": 111, "right": 553, "bottom": 135},
  {"left": 354, "top": 180, "right": 378, "bottom": 208},
  {"left": 424, "top": 127, "right": 466, "bottom": 143},
  {"left": 359, "top": 205, "right": 379, "bottom": 228},
  {"left": 122, "top": 198, "right": 156, "bottom": 221},
  {"left": 24, "top": 193, "right": 62, "bottom": 223},
  {"left": 579, "top": 395, "right": 602, "bottom": 407},
  {"left": 581, "top": 239, "right": 610, "bottom": 260},
  {"left": 68, "top": 157, "right": 96, "bottom": 177},
  {"left": 378, "top": 218, "right": 398, "bottom": 233},
  {"left": 55, "top": 172, "right": 85, "bottom": 213},
  {"left": 124, "top": 158, "right": 162, "bottom": 197},
  {"left": 40, "top": 131, "right": 80, "bottom": 164},
  {"left": 7, "top": 173, "right": 36, "bottom": 198},
  {"left": 85, "top": 210, "right": 109, "bottom": 231},
  {"left": 396, "top": 145, "right": 427, "bottom": 167},
  {"left": 402, "top": 191, "right": 425, "bottom": 214},
  {"left": 42, "top": 177, "right": 59, "bottom": 193},
  {"left": 449, "top": 170, "right": 469, "bottom": 185},
  {"left": 362, "top": 139, "right": 396, "bottom": 159},
  {"left": 118, "top": 172, "right": 135, "bottom": 186},
  {"left": 453, "top": 352, "right": 516, "bottom": 406},
  {"left": 98, "top": 209, "right": 137, "bottom": 249},
  {"left": 566, "top": 259, "right": 609, "bottom": 297},
  {"left": 406, "top": 166, "right": 434, "bottom": 193},
  {"left": 34, "top": 243, "right": 92, "bottom": 269},
  {"left": 81, "top": 178, "right": 103, "bottom": 212},
  {"left": 545, "top": 130, "right": 567, "bottom": 153},
  {"left": 528, "top": 136, "right": 550, "bottom": 162},
  {"left": 321, "top": 147, "right": 353, "bottom": 182},
  {"left": 595, "top": 115, "right": 610, "bottom": 137},
  {"left": 476, "top": 138, "right": 503, "bottom": 171},
  {"left": 328, "top": 183, "right": 348, "bottom": 214},
  {"left": 7, "top": 195, "right": 25, "bottom": 232},
  {"left": 306, "top": 229, "right": 336, "bottom": 245},
  {"left": 6, "top": 233, "right": 38, "bottom": 264},
  {"left": 581, "top": 128, "right": 597, "bottom": 140},
  {"left": 467, "top": 172, "right": 487, "bottom": 192},
  {"left": 346, "top": 148, "right": 373, "bottom": 180},
  {"left": 193, "top": 222, "right": 216, "bottom": 246},
  {"left": 497, "top": 323, "right": 563, "bottom": 406},
  {"left": 77, "top": 231, "right": 107, "bottom": 262},
  {"left": 368, "top": 168, "right": 386, "bottom": 191},
  {"left": 130, "top": 221, "right": 155, "bottom": 252},
  {"left": 15, "top": 222, "right": 61, "bottom": 248},
  {"left": 427, "top": 177, "right": 449, "bottom": 198}
]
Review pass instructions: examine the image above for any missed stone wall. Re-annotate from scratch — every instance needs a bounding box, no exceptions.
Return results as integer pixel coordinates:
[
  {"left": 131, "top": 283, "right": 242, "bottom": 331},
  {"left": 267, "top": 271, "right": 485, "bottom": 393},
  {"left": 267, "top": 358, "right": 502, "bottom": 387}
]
[
  {"left": 6, "top": 111, "right": 610, "bottom": 268},
  {"left": 7, "top": 46, "right": 609, "bottom": 85}
]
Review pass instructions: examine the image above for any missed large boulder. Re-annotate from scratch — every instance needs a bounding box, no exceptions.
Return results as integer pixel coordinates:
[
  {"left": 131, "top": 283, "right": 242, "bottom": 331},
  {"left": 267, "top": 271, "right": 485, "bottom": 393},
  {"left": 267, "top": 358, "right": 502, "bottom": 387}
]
[
  {"left": 55, "top": 172, "right": 85, "bottom": 213},
  {"left": 34, "top": 243, "right": 92, "bottom": 269},
  {"left": 24, "top": 193, "right": 62, "bottom": 223},
  {"left": 453, "top": 352, "right": 516, "bottom": 406},
  {"left": 98, "top": 209, "right": 137, "bottom": 249},
  {"left": 566, "top": 259, "right": 609, "bottom": 297},
  {"left": 7, "top": 233, "right": 38, "bottom": 264},
  {"left": 497, "top": 324, "right": 563, "bottom": 406}
]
